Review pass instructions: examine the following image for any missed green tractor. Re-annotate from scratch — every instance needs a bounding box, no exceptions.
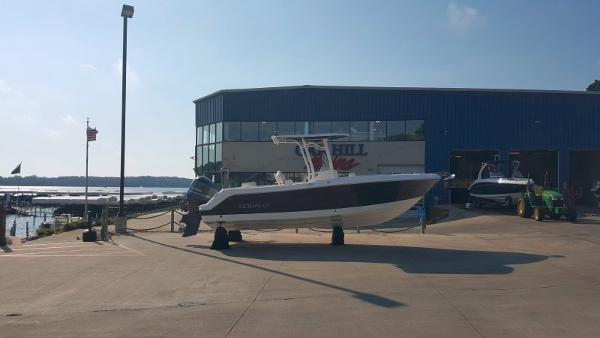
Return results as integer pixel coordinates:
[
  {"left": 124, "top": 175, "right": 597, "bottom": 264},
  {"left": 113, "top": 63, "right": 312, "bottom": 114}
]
[{"left": 516, "top": 186, "right": 577, "bottom": 222}]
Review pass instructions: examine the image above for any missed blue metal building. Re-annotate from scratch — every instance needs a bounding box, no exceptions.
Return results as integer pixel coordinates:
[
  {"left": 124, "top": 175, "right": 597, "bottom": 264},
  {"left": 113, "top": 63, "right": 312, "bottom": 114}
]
[{"left": 194, "top": 85, "right": 600, "bottom": 204}]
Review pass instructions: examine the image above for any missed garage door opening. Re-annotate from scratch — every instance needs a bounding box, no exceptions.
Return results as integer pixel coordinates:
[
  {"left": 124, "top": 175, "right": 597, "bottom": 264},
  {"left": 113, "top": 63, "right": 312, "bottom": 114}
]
[
  {"left": 570, "top": 151, "right": 600, "bottom": 205},
  {"left": 450, "top": 150, "right": 500, "bottom": 203},
  {"left": 508, "top": 150, "right": 558, "bottom": 189}
]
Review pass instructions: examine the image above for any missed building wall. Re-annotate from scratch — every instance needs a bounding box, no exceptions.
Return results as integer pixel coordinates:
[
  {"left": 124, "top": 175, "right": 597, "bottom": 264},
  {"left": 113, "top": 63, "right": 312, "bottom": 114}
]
[
  {"left": 222, "top": 141, "right": 425, "bottom": 174},
  {"left": 195, "top": 86, "right": 600, "bottom": 201}
]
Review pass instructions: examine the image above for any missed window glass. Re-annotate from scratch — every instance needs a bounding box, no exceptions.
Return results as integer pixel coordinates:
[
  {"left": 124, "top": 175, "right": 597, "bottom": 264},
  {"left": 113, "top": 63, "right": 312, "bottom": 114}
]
[
  {"left": 223, "top": 122, "right": 241, "bottom": 141},
  {"left": 313, "top": 121, "right": 331, "bottom": 134},
  {"left": 386, "top": 121, "right": 405, "bottom": 141},
  {"left": 294, "top": 121, "right": 310, "bottom": 134},
  {"left": 276, "top": 122, "right": 295, "bottom": 135},
  {"left": 215, "top": 143, "right": 222, "bottom": 163},
  {"left": 369, "top": 121, "right": 386, "bottom": 141},
  {"left": 195, "top": 146, "right": 202, "bottom": 169},
  {"left": 209, "top": 124, "right": 216, "bottom": 143},
  {"left": 331, "top": 121, "right": 350, "bottom": 140},
  {"left": 196, "top": 127, "right": 203, "bottom": 145},
  {"left": 215, "top": 143, "right": 222, "bottom": 171},
  {"left": 240, "top": 122, "right": 259, "bottom": 141},
  {"left": 202, "top": 125, "right": 210, "bottom": 144},
  {"left": 202, "top": 145, "right": 209, "bottom": 168},
  {"left": 209, "top": 144, "right": 215, "bottom": 163},
  {"left": 215, "top": 122, "right": 222, "bottom": 143},
  {"left": 406, "top": 120, "right": 424, "bottom": 140},
  {"left": 350, "top": 121, "right": 369, "bottom": 141},
  {"left": 259, "top": 121, "right": 277, "bottom": 141}
]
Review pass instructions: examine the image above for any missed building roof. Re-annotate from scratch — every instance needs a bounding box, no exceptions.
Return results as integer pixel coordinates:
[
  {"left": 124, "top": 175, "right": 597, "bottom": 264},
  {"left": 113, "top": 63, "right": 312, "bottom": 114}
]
[{"left": 193, "top": 85, "right": 599, "bottom": 103}]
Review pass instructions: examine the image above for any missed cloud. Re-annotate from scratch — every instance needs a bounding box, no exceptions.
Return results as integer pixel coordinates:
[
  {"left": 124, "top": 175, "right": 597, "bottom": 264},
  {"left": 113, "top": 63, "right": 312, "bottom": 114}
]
[
  {"left": 0, "top": 79, "right": 39, "bottom": 124},
  {"left": 61, "top": 115, "right": 77, "bottom": 125},
  {"left": 448, "top": 1, "right": 485, "bottom": 34},
  {"left": 113, "top": 59, "right": 140, "bottom": 84},
  {"left": 78, "top": 64, "right": 98, "bottom": 72},
  {"left": 43, "top": 128, "right": 64, "bottom": 138}
]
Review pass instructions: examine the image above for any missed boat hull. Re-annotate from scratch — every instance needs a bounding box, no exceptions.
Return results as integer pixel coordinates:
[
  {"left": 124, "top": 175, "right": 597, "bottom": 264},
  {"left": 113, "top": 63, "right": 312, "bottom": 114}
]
[
  {"left": 200, "top": 174, "right": 438, "bottom": 230},
  {"left": 468, "top": 178, "right": 530, "bottom": 207}
]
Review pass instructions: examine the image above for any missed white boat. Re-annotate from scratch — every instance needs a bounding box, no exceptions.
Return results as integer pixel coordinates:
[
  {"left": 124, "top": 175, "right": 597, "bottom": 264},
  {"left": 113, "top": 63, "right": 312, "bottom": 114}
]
[
  {"left": 182, "top": 134, "right": 445, "bottom": 247},
  {"left": 468, "top": 161, "right": 532, "bottom": 207},
  {"left": 591, "top": 181, "right": 600, "bottom": 208}
]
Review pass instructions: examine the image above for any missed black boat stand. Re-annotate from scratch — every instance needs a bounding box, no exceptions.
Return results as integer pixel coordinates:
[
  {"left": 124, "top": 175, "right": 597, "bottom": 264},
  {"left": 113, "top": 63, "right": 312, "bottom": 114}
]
[
  {"left": 331, "top": 224, "right": 344, "bottom": 245},
  {"left": 211, "top": 222, "right": 230, "bottom": 250},
  {"left": 228, "top": 230, "right": 243, "bottom": 242}
]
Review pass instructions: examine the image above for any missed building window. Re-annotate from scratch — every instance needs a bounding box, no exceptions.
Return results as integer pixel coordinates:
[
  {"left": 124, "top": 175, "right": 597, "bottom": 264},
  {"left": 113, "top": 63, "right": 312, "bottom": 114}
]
[
  {"left": 331, "top": 121, "right": 350, "bottom": 140},
  {"left": 202, "top": 125, "right": 210, "bottom": 144},
  {"left": 223, "top": 122, "right": 241, "bottom": 141},
  {"left": 209, "top": 124, "right": 216, "bottom": 143},
  {"left": 276, "top": 122, "right": 295, "bottom": 136},
  {"left": 369, "top": 121, "right": 386, "bottom": 141},
  {"left": 215, "top": 143, "right": 222, "bottom": 164},
  {"left": 196, "top": 127, "right": 203, "bottom": 145},
  {"left": 240, "top": 122, "right": 259, "bottom": 141},
  {"left": 259, "top": 121, "right": 277, "bottom": 141},
  {"left": 406, "top": 120, "right": 424, "bottom": 140},
  {"left": 350, "top": 121, "right": 369, "bottom": 141},
  {"left": 208, "top": 144, "right": 215, "bottom": 170},
  {"left": 195, "top": 146, "right": 202, "bottom": 169},
  {"left": 294, "top": 121, "right": 311, "bottom": 134},
  {"left": 386, "top": 121, "right": 405, "bottom": 141},
  {"left": 202, "top": 145, "right": 209, "bottom": 170},
  {"left": 215, "top": 122, "right": 223, "bottom": 143},
  {"left": 313, "top": 121, "right": 331, "bottom": 134}
]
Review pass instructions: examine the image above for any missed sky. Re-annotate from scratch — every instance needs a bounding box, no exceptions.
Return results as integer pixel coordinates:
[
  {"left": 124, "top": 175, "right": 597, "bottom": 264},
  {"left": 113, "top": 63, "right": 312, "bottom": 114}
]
[{"left": 1, "top": 0, "right": 599, "bottom": 178}]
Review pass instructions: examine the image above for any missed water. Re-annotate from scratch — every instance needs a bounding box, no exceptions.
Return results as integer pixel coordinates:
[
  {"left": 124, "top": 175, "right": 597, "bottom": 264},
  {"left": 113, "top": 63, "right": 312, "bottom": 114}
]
[
  {"left": 2, "top": 185, "right": 188, "bottom": 239},
  {"left": 5, "top": 208, "right": 56, "bottom": 238},
  {"left": 0, "top": 186, "right": 187, "bottom": 195}
]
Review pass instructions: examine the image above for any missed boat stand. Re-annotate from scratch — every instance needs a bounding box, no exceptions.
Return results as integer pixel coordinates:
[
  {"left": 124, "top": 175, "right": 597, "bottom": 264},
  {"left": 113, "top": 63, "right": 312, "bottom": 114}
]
[
  {"left": 211, "top": 223, "right": 230, "bottom": 250},
  {"left": 331, "top": 225, "right": 344, "bottom": 245},
  {"left": 228, "top": 230, "right": 243, "bottom": 242}
]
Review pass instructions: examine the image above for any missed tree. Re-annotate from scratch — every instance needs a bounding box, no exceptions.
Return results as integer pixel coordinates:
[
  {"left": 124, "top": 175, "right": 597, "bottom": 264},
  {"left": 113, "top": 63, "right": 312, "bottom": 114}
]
[{"left": 587, "top": 80, "right": 600, "bottom": 92}]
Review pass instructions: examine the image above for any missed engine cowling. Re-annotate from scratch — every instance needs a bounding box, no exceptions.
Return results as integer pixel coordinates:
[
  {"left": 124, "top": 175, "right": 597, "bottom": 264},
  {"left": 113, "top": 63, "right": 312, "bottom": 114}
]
[{"left": 182, "top": 177, "right": 218, "bottom": 237}]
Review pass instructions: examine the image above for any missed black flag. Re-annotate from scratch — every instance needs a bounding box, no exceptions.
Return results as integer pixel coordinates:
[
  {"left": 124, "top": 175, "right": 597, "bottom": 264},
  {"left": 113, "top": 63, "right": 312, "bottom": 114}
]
[{"left": 11, "top": 162, "right": 21, "bottom": 175}]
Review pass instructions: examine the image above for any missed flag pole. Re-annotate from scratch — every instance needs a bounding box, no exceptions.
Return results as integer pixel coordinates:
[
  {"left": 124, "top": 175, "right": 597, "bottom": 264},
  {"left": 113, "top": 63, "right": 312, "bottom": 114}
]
[{"left": 85, "top": 118, "right": 89, "bottom": 223}]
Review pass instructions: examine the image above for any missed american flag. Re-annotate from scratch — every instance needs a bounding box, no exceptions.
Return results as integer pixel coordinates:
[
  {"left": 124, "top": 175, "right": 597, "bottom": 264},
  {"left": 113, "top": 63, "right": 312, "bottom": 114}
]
[{"left": 87, "top": 127, "right": 98, "bottom": 142}]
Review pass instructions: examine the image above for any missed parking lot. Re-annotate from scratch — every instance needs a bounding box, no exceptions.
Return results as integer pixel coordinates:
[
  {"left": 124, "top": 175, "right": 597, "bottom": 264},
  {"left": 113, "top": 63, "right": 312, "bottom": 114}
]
[{"left": 1, "top": 207, "right": 600, "bottom": 337}]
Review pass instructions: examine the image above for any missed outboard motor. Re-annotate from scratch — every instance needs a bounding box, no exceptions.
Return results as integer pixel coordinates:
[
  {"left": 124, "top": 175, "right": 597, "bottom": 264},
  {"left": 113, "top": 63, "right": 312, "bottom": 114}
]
[{"left": 181, "top": 176, "right": 218, "bottom": 237}]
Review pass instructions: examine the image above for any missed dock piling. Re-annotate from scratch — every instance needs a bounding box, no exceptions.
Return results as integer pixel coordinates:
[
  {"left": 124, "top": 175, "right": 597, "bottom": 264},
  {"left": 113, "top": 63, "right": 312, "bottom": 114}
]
[
  {"left": 0, "top": 204, "right": 6, "bottom": 246},
  {"left": 170, "top": 209, "right": 175, "bottom": 233}
]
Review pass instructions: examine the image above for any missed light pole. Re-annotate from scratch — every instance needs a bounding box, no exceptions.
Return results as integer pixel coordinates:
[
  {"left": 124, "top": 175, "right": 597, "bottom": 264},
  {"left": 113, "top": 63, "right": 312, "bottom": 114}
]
[{"left": 116, "top": 4, "right": 134, "bottom": 233}]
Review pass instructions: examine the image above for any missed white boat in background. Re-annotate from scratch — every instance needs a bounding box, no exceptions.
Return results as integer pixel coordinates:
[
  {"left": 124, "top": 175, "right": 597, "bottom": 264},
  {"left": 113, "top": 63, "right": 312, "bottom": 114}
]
[
  {"left": 182, "top": 133, "right": 449, "bottom": 248},
  {"left": 468, "top": 161, "right": 532, "bottom": 207},
  {"left": 591, "top": 181, "right": 600, "bottom": 208}
]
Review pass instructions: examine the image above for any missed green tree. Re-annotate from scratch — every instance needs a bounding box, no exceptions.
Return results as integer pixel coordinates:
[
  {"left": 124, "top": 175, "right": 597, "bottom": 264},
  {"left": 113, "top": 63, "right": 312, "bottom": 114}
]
[{"left": 587, "top": 80, "right": 600, "bottom": 92}]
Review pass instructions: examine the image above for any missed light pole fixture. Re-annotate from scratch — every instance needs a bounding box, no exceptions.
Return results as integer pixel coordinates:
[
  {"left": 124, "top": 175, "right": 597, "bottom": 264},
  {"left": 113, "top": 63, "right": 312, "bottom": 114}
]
[{"left": 117, "top": 4, "right": 134, "bottom": 233}]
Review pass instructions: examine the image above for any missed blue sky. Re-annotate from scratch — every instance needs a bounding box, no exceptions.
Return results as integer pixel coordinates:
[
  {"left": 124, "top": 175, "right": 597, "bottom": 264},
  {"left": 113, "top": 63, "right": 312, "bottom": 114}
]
[{"left": 1, "top": 0, "right": 599, "bottom": 178}]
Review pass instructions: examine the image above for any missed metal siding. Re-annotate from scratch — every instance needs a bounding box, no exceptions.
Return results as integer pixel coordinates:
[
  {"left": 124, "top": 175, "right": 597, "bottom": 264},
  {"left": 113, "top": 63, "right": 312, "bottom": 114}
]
[
  {"left": 195, "top": 94, "right": 223, "bottom": 126},
  {"left": 194, "top": 87, "right": 600, "bottom": 168}
]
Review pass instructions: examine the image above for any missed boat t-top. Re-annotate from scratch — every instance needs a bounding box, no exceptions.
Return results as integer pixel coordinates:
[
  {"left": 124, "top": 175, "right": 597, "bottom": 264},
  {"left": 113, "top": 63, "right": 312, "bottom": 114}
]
[{"left": 182, "top": 133, "right": 445, "bottom": 249}]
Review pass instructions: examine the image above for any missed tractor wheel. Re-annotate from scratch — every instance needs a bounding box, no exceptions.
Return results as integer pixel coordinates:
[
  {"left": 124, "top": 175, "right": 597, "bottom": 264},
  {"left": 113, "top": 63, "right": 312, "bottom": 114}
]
[
  {"left": 517, "top": 198, "right": 532, "bottom": 218},
  {"left": 550, "top": 212, "right": 561, "bottom": 220},
  {"left": 517, "top": 199, "right": 526, "bottom": 217},
  {"left": 567, "top": 209, "right": 577, "bottom": 222},
  {"left": 533, "top": 207, "right": 544, "bottom": 222}
]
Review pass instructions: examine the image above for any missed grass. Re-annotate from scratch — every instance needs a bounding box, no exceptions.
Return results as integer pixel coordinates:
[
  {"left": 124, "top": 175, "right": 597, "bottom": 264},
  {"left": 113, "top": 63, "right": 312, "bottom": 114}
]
[{"left": 35, "top": 220, "right": 90, "bottom": 239}]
